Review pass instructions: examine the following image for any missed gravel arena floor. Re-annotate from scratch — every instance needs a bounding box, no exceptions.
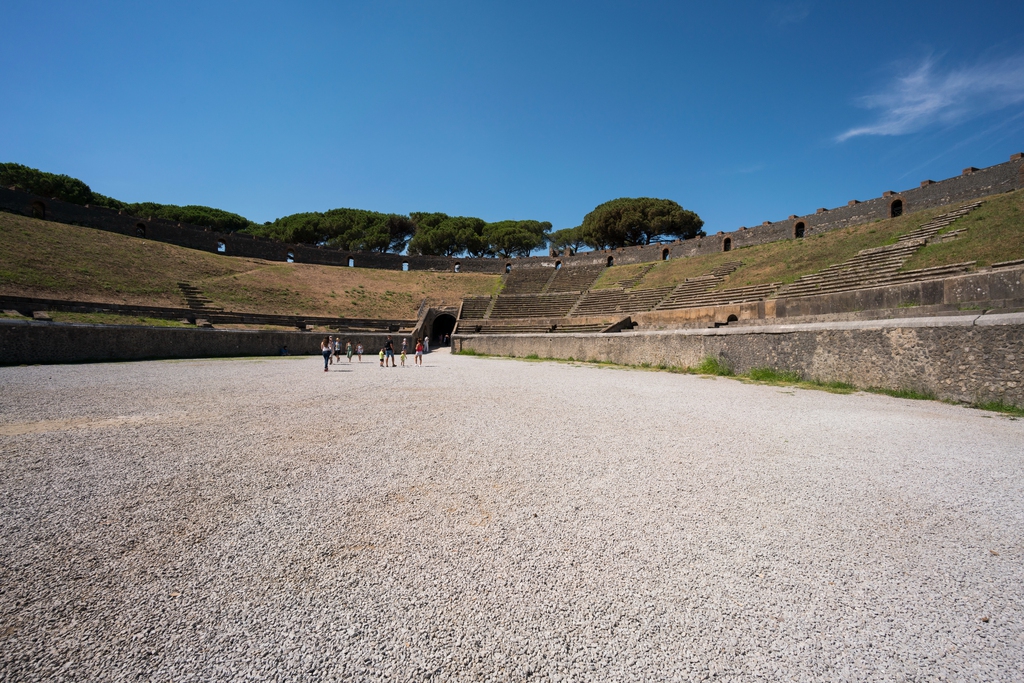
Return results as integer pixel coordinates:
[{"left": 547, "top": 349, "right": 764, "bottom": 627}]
[{"left": 1, "top": 352, "right": 1022, "bottom": 682}]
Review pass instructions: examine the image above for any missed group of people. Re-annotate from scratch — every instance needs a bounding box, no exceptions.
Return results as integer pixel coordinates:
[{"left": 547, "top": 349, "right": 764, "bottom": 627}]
[{"left": 319, "top": 334, "right": 426, "bottom": 371}]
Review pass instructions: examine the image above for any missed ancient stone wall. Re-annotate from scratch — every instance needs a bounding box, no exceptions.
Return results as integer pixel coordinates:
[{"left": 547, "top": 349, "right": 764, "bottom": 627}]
[
  {"left": 0, "top": 320, "right": 400, "bottom": 365},
  {"left": 2, "top": 155, "right": 1021, "bottom": 273},
  {"left": 453, "top": 312, "right": 1024, "bottom": 408}
]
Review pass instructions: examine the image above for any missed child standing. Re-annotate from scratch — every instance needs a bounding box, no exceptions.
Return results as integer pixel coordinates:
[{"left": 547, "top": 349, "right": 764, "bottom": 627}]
[
  {"left": 400, "top": 349, "right": 407, "bottom": 367},
  {"left": 378, "top": 348, "right": 385, "bottom": 367}
]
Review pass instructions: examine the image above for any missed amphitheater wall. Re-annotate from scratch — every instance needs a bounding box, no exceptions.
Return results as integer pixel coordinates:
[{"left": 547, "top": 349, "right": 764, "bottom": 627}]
[
  {"left": 453, "top": 312, "right": 1024, "bottom": 408},
  {"left": 0, "top": 320, "right": 396, "bottom": 365},
  {"left": 3, "top": 156, "right": 1021, "bottom": 272}
]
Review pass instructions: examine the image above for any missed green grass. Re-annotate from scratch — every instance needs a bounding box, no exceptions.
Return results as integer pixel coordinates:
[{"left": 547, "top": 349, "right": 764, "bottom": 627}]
[
  {"left": 588, "top": 191, "right": 1024, "bottom": 293},
  {"left": 973, "top": 400, "right": 1024, "bottom": 417},
  {"left": 747, "top": 366, "right": 802, "bottom": 383},
  {"left": 693, "top": 356, "right": 733, "bottom": 376},
  {"left": 903, "top": 189, "right": 1024, "bottom": 270},
  {"left": 863, "top": 386, "right": 937, "bottom": 401},
  {"left": 0, "top": 212, "right": 501, "bottom": 318},
  {"left": 47, "top": 311, "right": 191, "bottom": 327}
]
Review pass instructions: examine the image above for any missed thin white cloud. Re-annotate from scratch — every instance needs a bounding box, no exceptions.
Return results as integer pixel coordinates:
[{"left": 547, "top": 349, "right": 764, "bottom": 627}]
[
  {"left": 769, "top": 2, "right": 811, "bottom": 27},
  {"left": 837, "top": 54, "right": 1024, "bottom": 142}
]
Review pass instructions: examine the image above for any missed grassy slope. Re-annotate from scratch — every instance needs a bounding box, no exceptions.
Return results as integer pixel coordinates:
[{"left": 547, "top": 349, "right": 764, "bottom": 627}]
[
  {"left": 0, "top": 213, "right": 501, "bottom": 318},
  {"left": 902, "top": 189, "right": 1024, "bottom": 270},
  {"left": 587, "top": 191, "right": 1024, "bottom": 291}
]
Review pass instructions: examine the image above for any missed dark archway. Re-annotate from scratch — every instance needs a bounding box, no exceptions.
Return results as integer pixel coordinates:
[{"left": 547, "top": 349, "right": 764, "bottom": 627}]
[
  {"left": 662, "top": 248, "right": 670, "bottom": 261},
  {"left": 454, "top": 262, "right": 461, "bottom": 272},
  {"left": 286, "top": 251, "right": 295, "bottom": 263},
  {"left": 606, "top": 255, "right": 614, "bottom": 267},
  {"left": 136, "top": 223, "right": 146, "bottom": 238},
  {"left": 726, "top": 314, "right": 738, "bottom": 323},
  {"left": 431, "top": 313, "right": 457, "bottom": 346},
  {"left": 890, "top": 199, "right": 903, "bottom": 218},
  {"left": 555, "top": 261, "right": 562, "bottom": 270},
  {"left": 31, "top": 201, "right": 45, "bottom": 219},
  {"left": 505, "top": 263, "right": 512, "bottom": 273},
  {"left": 723, "top": 237, "right": 732, "bottom": 252},
  {"left": 793, "top": 221, "right": 805, "bottom": 238}
]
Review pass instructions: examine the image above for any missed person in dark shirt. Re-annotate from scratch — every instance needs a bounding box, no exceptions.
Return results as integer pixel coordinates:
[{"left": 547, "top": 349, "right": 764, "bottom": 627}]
[{"left": 384, "top": 336, "right": 396, "bottom": 367}]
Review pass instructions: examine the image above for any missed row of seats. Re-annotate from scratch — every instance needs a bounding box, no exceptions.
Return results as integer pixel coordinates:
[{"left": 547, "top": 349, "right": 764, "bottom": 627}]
[
  {"left": 571, "top": 286, "right": 675, "bottom": 317},
  {"left": 489, "top": 293, "right": 579, "bottom": 319},
  {"left": 500, "top": 267, "right": 555, "bottom": 294},
  {"left": 457, "top": 320, "right": 610, "bottom": 335},
  {"left": 459, "top": 296, "right": 491, "bottom": 319},
  {"left": 776, "top": 203, "right": 982, "bottom": 299},
  {"left": 545, "top": 264, "right": 605, "bottom": 293}
]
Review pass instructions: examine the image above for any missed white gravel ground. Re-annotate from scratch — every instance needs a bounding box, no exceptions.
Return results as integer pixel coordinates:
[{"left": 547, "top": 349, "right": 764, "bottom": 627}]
[{"left": 1, "top": 352, "right": 1022, "bottom": 682}]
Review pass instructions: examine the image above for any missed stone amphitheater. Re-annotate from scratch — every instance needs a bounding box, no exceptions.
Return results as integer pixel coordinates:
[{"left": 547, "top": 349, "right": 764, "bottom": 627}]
[{"left": 2, "top": 155, "right": 1024, "bottom": 681}]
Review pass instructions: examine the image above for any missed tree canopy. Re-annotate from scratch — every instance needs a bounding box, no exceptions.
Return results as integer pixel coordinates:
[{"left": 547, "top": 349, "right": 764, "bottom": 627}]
[
  {"left": 483, "top": 220, "right": 551, "bottom": 258},
  {"left": 548, "top": 226, "right": 589, "bottom": 253},
  {"left": 580, "top": 197, "right": 703, "bottom": 248},
  {"left": 2, "top": 162, "right": 555, "bottom": 256}
]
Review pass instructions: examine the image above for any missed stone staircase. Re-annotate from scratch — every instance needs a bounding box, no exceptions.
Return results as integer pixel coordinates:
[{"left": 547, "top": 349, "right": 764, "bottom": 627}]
[
  {"left": 459, "top": 296, "right": 492, "bottom": 320},
  {"left": 653, "top": 261, "right": 743, "bottom": 311},
  {"left": 177, "top": 282, "right": 223, "bottom": 312}
]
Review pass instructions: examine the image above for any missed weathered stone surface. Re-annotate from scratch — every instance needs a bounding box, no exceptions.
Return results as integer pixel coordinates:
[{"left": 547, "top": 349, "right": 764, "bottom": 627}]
[{"left": 455, "top": 312, "right": 1024, "bottom": 407}]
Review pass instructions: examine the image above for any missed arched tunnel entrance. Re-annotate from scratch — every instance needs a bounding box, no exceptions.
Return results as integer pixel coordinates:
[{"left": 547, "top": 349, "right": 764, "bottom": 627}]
[{"left": 431, "top": 313, "right": 457, "bottom": 347}]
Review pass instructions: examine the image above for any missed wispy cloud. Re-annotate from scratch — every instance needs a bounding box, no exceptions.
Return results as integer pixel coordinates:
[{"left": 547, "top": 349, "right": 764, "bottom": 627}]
[
  {"left": 769, "top": 2, "right": 811, "bottom": 27},
  {"left": 837, "top": 54, "right": 1024, "bottom": 142}
]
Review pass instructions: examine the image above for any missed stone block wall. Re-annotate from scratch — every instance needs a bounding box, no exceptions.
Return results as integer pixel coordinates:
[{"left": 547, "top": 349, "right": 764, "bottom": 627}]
[
  {"left": 453, "top": 313, "right": 1024, "bottom": 408},
  {"left": 0, "top": 320, "right": 401, "bottom": 365}
]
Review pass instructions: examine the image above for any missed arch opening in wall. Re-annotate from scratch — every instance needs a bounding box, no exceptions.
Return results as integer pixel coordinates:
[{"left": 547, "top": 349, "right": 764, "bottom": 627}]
[
  {"left": 889, "top": 198, "right": 903, "bottom": 218},
  {"left": 505, "top": 263, "right": 512, "bottom": 273},
  {"left": 793, "top": 221, "right": 805, "bottom": 239},
  {"left": 555, "top": 261, "right": 562, "bottom": 270},
  {"left": 217, "top": 240, "right": 226, "bottom": 253},
  {"left": 31, "top": 201, "right": 45, "bottom": 219},
  {"left": 454, "top": 262, "right": 461, "bottom": 273},
  {"left": 286, "top": 251, "right": 295, "bottom": 263},
  {"left": 348, "top": 258, "right": 355, "bottom": 267},
  {"left": 726, "top": 314, "right": 738, "bottom": 323},
  {"left": 662, "top": 248, "right": 670, "bottom": 261},
  {"left": 606, "top": 256, "right": 614, "bottom": 267},
  {"left": 723, "top": 237, "right": 732, "bottom": 252},
  {"left": 402, "top": 261, "right": 409, "bottom": 271},
  {"left": 136, "top": 223, "right": 146, "bottom": 238},
  {"left": 431, "top": 313, "right": 457, "bottom": 346}
]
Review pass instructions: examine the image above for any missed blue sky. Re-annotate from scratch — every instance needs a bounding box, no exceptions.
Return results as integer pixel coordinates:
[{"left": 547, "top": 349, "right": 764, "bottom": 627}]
[{"left": 2, "top": 1, "right": 1023, "bottom": 237}]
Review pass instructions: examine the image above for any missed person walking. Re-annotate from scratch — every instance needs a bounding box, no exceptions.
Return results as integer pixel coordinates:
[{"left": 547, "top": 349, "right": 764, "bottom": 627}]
[
  {"left": 423, "top": 336, "right": 430, "bottom": 354},
  {"left": 415, "top": 338, "right": 423, "bottom": 366},
  {"left": 327, "top": 336, "right": 335, "bottom": 365},
  {"left": 402, "top": 338, "right": 408, "bottom": 355},
  {"left": 346, "top": 340, "right": 354, "bottom": 362},
  {"left": 384, "top": 335, "right": 396, "bottom": 367},
  {"left": 356, "top": 343, "right": 363, "bottom": 362},
  {"left": 334, "top": 337, "right": 342, "bottom": 363},
  {"left": 320, "top": 337, "right": 332, "bottom": 372}
]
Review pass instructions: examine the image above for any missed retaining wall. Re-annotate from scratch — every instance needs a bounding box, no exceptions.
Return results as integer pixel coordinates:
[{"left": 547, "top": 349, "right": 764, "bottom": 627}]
[
  {"left": 0, "top": 320, "right": 412, "bottom": 365},
  {"left": 453, "top": 313, "right": 1024, "bottom": 408},
  {"left": 3, "top": 155, "right": 1021, "bottom": 272}
]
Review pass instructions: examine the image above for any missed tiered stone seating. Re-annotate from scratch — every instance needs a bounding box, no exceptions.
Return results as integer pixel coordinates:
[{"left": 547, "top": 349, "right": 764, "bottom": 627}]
[
  {"left": 459, "top": 296, "right": 491, "bottom": 319},
  {"left": 458, "top": 320, "right": 613, "bottom": 335},
  {"left": 571, "top": 286, "right": 674, "bottom": 317},
  {"left": 546, "top": 264, "right": 605, "bottom": 293},
  {"left": 552, "top": 322, "right": 611, "bottom": 333},
  {"left": 501, "top": 267, "right": 555, "bottom": 294},
  {"left": 489, "top": 293, "right": 580, "bottom": 318},
  {"left": 618, "top": 263, "right": 656, "bottom": 289},
  {"left": 775, "top": 203, "right": 983, "bottom": 299}
]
